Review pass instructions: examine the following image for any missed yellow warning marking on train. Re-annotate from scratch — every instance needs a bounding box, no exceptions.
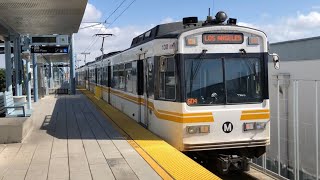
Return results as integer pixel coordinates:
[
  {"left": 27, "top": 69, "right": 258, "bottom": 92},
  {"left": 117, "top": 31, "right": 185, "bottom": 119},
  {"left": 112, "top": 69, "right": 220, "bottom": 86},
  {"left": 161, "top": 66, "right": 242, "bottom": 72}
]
[
  {"left": 79, "top": 88, "right": 221, "bottom": 180},
  {"left": 242, "top": 109, "right": 270, "bottom": 114},
  {"left": 108, "top": 88, "right": 214, "bottom": 123},
  {"left": 241, "top": 109, "right": 270, "bottom": 120}
]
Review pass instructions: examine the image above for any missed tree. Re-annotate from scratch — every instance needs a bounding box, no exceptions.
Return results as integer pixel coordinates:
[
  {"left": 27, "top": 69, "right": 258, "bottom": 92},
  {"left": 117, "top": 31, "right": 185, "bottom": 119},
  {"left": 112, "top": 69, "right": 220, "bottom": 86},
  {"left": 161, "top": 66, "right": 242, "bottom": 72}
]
[{"left": 0, "top": 69, "right": 5, "bottom": 92}]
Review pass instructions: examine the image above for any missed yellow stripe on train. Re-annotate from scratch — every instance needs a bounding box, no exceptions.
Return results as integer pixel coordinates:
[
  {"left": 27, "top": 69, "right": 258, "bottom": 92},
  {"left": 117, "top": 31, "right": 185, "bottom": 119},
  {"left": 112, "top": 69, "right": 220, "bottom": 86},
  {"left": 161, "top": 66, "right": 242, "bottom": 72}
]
[{"left": 241, "top": 109, "right": 270, "bottom": 120}]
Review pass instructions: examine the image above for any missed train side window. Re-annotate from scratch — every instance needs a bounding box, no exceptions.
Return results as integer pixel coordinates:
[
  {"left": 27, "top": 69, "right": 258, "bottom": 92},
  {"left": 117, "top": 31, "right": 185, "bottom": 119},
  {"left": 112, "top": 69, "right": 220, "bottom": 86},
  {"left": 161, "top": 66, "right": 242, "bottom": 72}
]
[
  {"left": 159, "top": 57, "right": 176, "bottom": 100},
  {"left": 104, "top": 67, "right": 108, "bottom": 86},
  {"left": 125, "top": 63, "right": 133, "bottom": 93},
  {"left": 119, "top": 64, "right": 125, "bottom": 90},
  {"left": 132, "top": 61, "right": 138, "bottom": 94},
  {"left": 147, "top": 58, "right": 154, "bottom": 98},
  {"left": 112, "top": 65, "right": 119, "bottom": 89}
]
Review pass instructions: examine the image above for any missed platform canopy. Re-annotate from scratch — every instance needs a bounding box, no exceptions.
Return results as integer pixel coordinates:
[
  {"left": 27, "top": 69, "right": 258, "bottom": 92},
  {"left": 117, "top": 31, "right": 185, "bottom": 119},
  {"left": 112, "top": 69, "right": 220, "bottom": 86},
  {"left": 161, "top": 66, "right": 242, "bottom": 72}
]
[{"left": 0, "top": 0, "right": 88, "bottom": 36}]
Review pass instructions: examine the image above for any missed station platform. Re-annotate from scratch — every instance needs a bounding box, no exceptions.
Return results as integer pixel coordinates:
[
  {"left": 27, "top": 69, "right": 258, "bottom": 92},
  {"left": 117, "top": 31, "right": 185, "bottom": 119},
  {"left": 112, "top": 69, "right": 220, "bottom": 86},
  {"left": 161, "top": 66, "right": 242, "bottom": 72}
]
[
  {"left": 0, "top": 94, "right": 160, "bottom": 180},
  {"left": 0, "top": 91, "right": 220, "bottom": 180}
]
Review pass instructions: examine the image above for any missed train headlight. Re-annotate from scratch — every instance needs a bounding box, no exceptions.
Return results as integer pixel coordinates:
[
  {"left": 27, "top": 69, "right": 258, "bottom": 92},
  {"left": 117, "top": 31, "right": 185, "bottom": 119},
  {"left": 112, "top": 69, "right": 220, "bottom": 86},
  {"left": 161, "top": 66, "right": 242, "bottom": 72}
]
[
  {"left": 187, "top": 126, "right": 198, "bottom": 134},
  {"left": 199, "top": 125, "right": 210, "bottom": 133},
  {"left": 243, "top": 123, "right": 255, "bottom": 131},
  {"left": 187, "top": 125, "right": 210, "bottom": 134},
  {"left": 243, "top": 122, "right": 267, "bottom": 131},
  {"left": 255, "top": 122, "right": 267, "bottom": 130}
]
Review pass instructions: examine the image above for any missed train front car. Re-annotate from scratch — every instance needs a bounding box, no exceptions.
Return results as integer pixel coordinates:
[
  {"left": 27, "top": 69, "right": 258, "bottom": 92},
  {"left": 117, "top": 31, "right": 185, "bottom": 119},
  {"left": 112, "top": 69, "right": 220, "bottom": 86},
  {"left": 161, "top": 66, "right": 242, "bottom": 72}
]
[{"left": 177, "top": 14, "right": 272, "bottom": 173}]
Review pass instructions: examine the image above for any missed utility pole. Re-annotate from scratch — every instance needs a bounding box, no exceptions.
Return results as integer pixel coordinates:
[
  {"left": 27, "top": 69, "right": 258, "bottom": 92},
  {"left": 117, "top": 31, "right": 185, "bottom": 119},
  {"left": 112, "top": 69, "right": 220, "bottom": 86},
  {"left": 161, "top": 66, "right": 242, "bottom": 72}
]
[
  {"left": 95, "top": 33, "right": 113, "bottom": 55},
  {"left": 80, "top": 52, "right": 90, "bottom": 64}
]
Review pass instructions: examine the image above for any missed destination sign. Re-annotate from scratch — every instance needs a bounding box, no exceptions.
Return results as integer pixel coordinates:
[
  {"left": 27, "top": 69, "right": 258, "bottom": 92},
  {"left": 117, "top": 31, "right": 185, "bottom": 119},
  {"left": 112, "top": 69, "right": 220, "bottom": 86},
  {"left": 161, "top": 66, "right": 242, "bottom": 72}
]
[
  {"left": 202, "top": 33, "right": 244, "bottom": 44},
  {"left": 31, "top": 46, "right": 69, "bottom": 53}
]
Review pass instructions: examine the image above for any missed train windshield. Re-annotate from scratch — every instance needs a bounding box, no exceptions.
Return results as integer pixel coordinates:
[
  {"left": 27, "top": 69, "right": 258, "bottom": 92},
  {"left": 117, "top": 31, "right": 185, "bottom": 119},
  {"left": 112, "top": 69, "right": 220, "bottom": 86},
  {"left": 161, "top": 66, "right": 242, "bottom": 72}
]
[{"left": 185, "top": 57, "right": 264, "bottom": 105}]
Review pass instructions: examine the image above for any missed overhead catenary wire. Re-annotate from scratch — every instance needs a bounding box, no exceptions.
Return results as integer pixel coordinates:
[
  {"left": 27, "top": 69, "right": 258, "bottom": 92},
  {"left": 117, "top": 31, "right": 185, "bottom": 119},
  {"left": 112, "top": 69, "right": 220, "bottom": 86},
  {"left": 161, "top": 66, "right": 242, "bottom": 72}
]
[
  {"left": 83, "top": 0, "right": 136, "bottom": 55},
  {"left": 82, "top": 0, "right": 137, "bottom": 56},
  {"left": 82, "top": 0, "right": 130, "bottom": 54}
]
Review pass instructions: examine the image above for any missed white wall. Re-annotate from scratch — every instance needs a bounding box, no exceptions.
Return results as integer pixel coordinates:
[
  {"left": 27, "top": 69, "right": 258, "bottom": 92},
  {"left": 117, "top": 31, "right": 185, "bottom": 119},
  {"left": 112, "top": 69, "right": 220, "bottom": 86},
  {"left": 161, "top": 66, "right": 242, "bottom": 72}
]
[{"left": 268, "top": 60, "right": 320, "bottom": 176}]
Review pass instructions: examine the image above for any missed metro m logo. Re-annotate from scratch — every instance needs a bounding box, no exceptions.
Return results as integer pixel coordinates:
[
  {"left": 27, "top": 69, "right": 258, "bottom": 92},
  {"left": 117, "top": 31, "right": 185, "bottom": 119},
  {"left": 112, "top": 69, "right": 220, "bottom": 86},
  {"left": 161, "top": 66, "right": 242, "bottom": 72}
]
[{"left": 222, "top": 122, "right": 233, "bottom": 133}]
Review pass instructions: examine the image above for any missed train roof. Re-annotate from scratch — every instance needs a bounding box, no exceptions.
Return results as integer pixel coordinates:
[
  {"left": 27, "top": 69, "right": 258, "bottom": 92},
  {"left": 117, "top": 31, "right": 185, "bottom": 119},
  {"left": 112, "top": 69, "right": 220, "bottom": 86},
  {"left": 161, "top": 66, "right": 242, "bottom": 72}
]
[
  {"left": 94, "top": 51, "right": 123, "bottom": 61},
  {"left": 85, "top": 16, "right": 267, "bottom": 67},
  {"left": 130, "top": 21, "right": 203, "bottom": 48}
]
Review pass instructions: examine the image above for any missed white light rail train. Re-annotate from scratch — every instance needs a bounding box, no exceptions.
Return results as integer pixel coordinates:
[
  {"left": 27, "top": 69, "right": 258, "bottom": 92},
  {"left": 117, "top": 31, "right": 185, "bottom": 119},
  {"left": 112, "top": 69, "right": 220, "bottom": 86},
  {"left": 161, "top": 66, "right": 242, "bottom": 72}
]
[{"left": 76, "top": 12, "right": 280, "bottom": 173}]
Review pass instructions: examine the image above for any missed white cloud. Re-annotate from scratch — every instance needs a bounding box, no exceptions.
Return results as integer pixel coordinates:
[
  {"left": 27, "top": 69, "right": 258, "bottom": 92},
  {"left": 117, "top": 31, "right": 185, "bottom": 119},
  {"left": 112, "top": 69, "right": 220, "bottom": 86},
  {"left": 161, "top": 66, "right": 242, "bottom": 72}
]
[
  {"left": 74, "top": 24, "right": 148, "bottom": 66},
  {"left": 74, "top": 4, "right": 320, "bottom": 66},
  {"left": 312, "top": 6, "right": 320, "bottom": 10},
  {"left": 160, "top": 17, "right": 176, "bottom": 24},
  {"left": 75, "top": 6, "right": 173, "bottom": 66},
  {"left": 240, "top": 11, "right": 320, "bottom": 43},
  {"left": 82, "top": 3, "right": 102, "bottom": 22}
]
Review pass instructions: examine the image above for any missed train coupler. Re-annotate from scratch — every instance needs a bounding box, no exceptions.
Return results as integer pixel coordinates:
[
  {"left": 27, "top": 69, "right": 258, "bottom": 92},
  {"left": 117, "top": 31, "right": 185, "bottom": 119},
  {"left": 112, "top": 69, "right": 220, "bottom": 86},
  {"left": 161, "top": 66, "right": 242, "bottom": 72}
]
[{"left": 216, "top": 155, "right": 250, "bottom": 174}]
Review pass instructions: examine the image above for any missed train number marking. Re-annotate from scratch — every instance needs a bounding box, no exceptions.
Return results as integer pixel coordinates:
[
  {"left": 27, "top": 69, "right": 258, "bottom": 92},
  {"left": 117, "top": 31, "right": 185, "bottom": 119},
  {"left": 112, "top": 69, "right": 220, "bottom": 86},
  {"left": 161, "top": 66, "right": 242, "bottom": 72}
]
[
  {"left": 222, "top": 122, "right": 233, "bottom": 133},
  {"left": 187, "top": 98, "right": 198, "bottom": 105}
]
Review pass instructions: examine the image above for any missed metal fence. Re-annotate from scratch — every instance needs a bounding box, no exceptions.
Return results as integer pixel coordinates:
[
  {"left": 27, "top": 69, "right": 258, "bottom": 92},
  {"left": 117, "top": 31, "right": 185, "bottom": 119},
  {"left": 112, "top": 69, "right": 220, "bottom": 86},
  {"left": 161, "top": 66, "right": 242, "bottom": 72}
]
[{"left": 253, "top": 76, "right": 320, "bottom": 180}]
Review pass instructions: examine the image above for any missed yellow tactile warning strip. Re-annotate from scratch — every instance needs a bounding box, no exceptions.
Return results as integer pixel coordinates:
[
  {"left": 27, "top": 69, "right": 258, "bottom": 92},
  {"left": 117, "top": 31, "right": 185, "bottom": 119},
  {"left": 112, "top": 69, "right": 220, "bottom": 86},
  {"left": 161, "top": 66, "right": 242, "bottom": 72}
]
[
  {"left": 79, "top": 88, "right": 221, "bottom": 180},
  {"left": 241, "top": 109, "right": 270, "bottom": 120}
]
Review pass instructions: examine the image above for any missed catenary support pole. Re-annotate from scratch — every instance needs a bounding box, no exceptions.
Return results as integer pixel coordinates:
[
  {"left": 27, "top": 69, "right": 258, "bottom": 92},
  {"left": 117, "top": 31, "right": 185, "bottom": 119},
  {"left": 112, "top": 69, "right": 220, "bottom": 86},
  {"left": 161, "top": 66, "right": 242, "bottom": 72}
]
[
  {"left": 32, "top": 53, "right": 38, "bottom": 102},
  {"left": 5, "top": 38, "right": 12, "bottom": 92}
]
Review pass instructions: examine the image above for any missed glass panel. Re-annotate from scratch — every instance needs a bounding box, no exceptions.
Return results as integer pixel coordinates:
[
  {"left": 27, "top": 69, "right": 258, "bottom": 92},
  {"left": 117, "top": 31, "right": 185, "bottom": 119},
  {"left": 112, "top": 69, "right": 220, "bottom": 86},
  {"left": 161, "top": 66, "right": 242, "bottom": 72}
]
[
  {"left": 185, "top": 58, "right": 225, "bottom": 105},
  {"left": 225, "top": 58, "right": 263, "bottom": 103},
  {"left": 132, "top": 61, "right": 137, "bottom": 94},
  {"left": 112, "top": 66, "right": 119, "bottom": 89},
  {"left": 119, "top": 68, "right": 125, "bottom": 90},
  {"left": 159, "top": 58, "right": 176, "bottom": 100},
  {"left": 185, "top": 57, "right": 264, "bottom": 105},
  {"left": 125, "top": 69, "right": 133, "bottom": 92},
  {"left": 147, "top": 59, "right": 154, "bottom": 98}
]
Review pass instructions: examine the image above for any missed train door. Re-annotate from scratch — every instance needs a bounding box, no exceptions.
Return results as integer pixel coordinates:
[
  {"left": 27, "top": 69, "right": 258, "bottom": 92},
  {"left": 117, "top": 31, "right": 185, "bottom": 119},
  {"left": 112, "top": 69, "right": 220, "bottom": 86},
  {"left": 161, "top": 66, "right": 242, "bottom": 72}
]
[
  {"left": 95, "top": 67, "right": 98, "bottom": 85},
  {"left": 86, "top": 69, "right": 89, "bottom": 89},
  {"left": 141, "top": 57, "right": 153, "bottom": 127},
  {"left": 107, "top": 64, "right": 111, "bottom": 103}
]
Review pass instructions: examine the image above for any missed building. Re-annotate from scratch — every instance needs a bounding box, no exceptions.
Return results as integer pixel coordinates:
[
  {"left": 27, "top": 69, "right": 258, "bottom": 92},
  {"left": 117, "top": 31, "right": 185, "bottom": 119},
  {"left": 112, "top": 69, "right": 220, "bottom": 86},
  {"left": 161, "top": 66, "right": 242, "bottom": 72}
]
[{"left": 262, "top": 36, "right": 320, "bottom": 179}]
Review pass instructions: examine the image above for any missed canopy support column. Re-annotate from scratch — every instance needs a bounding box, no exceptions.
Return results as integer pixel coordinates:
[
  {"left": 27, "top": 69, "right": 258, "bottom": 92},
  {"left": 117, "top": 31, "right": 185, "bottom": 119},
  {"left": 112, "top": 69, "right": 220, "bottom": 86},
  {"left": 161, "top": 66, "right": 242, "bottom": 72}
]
[
  {"left": 69, "top": 34, "right": 76, "bottom": 95},
  {"left": 5, "top": 38, "right": 12, "bottom": 92},
  {"left": 26, "top": 60, "right": 32, "bottom": 109},
  {"left": 32, "top": 53, "right": 38, "bottom": 102},
  {"left": 13, "top": 36, "right": 20, "bottom": 95}
]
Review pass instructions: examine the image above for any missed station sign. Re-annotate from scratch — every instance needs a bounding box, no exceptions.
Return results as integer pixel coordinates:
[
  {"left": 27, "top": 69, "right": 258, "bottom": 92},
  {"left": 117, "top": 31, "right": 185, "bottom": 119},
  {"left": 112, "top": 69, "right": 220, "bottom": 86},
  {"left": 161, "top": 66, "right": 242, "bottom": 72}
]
[
  {"left": 31, "top": 46, "right": 69, "bottom": 54},
  {"left": 30, "top": 35, "right": 69, "bottom": 46},
  {"left": 202, "top": 33, "right": 244, "bottom": 44}
]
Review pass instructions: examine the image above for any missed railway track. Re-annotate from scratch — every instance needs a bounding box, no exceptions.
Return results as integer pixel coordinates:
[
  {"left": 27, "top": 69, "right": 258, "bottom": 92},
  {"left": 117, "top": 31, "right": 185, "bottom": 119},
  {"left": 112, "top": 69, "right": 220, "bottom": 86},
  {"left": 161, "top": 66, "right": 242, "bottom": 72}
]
[
  {"left": 210, "top": 164, "right": 284, "bottom": 180},
  {"left": 190, "top": 155, "right": 282, "bottom": 180},
  {"left": 208, "top": 165, "right": 277, "bottom": 179}
]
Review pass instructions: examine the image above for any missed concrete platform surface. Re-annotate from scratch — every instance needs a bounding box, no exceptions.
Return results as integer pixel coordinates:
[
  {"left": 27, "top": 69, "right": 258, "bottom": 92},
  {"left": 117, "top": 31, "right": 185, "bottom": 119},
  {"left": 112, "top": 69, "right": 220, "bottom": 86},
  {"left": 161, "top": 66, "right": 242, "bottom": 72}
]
[{"left": 0, "top": 94, "right": 160, "bottom": 180}]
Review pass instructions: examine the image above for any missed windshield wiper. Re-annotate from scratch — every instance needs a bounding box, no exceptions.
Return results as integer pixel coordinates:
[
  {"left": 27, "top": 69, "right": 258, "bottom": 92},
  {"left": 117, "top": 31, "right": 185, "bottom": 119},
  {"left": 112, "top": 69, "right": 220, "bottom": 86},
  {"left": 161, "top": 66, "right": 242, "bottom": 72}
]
[
  {"left": 191, "top": 49, "right": 208, "bottom": 80},
  {"left": 189, "top": 49, "right": 208, "bottom": 95}
]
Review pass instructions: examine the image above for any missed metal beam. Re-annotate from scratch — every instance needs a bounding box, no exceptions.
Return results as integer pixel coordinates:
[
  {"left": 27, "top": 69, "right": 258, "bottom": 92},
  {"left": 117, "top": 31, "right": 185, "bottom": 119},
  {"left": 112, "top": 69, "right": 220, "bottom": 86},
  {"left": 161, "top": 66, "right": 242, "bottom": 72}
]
[
  {"left": 32, "top": 53, "right": 38, "bottom": 102},
  {"left": 5, "top": 38, "right": 12, "bottom": 92}
]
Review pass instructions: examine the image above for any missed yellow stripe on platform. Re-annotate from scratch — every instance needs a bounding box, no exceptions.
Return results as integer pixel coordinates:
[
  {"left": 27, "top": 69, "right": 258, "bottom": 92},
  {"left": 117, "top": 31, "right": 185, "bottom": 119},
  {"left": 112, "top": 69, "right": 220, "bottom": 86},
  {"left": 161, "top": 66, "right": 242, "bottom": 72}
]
[{"left": 79, "top": 88, "right": 221, "bottom": 180}]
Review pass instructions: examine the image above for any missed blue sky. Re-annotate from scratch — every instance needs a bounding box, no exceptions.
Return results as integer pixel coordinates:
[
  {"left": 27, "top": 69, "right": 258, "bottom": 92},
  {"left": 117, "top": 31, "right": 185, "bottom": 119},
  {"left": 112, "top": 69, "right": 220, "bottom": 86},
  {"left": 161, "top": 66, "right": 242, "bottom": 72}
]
[
  {"left": 1, "top": 0, "right": 320, "bottom": 68},
  {"left": 72, "top": 0, "right": 320, "bottom": 64},
  {"left": 87, "top": 0, "right": 320, "bottom": 27}
]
